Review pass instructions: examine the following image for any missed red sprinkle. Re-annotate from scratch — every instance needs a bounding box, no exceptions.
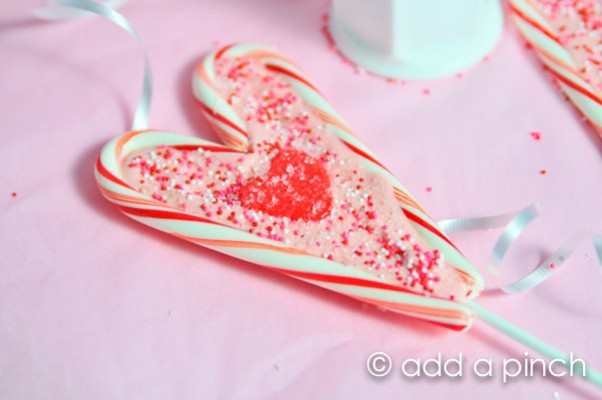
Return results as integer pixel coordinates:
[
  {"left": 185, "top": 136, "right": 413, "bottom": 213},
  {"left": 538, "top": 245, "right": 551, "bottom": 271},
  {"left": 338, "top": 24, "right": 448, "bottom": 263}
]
[
  {"left": 530, "top": 131, "right": 542, "bottom": 141},
  {"left": 11, "top": 192, "right": 17, "bottom": 197},
  {"left": 540, "top": 169, "right": 548, "bottom": 175}
]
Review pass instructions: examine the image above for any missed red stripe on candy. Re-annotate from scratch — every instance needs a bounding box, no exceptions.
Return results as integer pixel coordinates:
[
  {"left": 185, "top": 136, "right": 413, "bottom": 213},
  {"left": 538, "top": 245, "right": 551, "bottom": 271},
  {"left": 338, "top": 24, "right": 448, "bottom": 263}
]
[
  {"left": 271, "top": 267, "right": 416, "bottom": 294},
  {"left": 403, "top": 209, "right": 459, "bottom": 251},
  {"left": 115, "top": 204, "right": 219, "bottom": 224},
  {"left": 341, "top": 141, "right": 390, "bottom": 173},
  {"left": 265, "top": 63, "right": 321, "bottom": 94},
  {"left": 96, "top": 157, "right": 131, "bottom": 189},
  {"left": 550, "top": 68, "right": 602, "bottom": 106},
  {"left": 197, "top": 99, "right": 248, "bottom": 138},
  {"left": 428, "top": 320, "right": 468, "bottom": 331},
  {"left": 215, "top": 43, "right": 236, "bottom": 60},
  {"left": 269, "top": 267, "right": 454, "bottom": 302},
  {"left": 510, "top": 3, "right": 561, "bottom": 45}
]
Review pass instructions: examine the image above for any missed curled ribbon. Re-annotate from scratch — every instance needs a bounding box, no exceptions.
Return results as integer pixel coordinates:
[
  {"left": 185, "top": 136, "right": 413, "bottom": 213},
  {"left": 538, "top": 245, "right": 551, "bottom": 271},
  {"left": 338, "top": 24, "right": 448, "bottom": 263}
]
[
  {"left": 34, "top": 0, "right": 129, "bottom": 20},
  {"left": 438, "top": 205, "right": 602, "bottom": 294},
  {"left": 35, "top": 0, "right": 151, "bottom": 131}
]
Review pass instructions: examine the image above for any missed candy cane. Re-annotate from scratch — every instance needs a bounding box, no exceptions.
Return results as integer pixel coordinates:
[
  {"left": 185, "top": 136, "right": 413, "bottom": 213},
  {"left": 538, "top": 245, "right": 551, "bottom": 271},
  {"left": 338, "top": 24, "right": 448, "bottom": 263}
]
[{"left": 510, "top": 0, "right": 602, "bottom": 137}]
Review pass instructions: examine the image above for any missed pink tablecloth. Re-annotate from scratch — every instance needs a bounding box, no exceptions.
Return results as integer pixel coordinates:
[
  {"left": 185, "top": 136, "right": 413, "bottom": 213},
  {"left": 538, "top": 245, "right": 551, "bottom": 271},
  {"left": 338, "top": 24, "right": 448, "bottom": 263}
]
[{"left": 1, "top": 1, "right": 602, "bottom": 399}]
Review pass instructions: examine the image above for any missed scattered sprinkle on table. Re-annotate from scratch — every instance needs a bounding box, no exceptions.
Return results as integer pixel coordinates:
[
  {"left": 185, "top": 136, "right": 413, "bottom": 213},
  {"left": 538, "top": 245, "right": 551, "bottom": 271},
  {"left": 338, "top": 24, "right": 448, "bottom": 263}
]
[{"left": 530, "top": 131, "right": 542, "bottom": 140}]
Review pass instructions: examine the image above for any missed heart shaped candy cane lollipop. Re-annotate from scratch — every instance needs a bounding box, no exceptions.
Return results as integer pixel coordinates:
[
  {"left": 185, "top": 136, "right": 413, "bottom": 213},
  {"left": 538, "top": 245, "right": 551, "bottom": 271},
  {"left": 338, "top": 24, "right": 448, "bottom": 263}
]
[
  {"left": 93, "top": 40, "right": 602, "bottom": 388},
  {"left": 41, "top": 0, "right": 599, "bottom": 389},
  {"left": 97, "top": 44, "right": 484, "bottom": 331}
]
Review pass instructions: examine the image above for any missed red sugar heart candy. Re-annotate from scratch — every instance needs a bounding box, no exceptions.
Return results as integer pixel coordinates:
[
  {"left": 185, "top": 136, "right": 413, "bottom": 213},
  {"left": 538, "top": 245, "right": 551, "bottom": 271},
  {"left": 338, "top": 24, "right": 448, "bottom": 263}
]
[{"left": 238, "top": 149, "right": 332, "bottom": 221}]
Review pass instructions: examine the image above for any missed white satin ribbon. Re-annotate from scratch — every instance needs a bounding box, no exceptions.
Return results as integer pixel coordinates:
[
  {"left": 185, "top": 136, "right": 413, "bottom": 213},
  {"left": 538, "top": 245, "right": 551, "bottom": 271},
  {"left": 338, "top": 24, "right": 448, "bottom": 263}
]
[
  {"left": 438, "top": 204, "right": 540, "bottom": 234},
  {"left": 34, "top": 0, "right": 151, "bottom": 131},
  {"left": 34, "top": 0, "right": 129, "bottom": 20},
  {"left": 439, "top": 205, "right": 602, "bottom": 294}
]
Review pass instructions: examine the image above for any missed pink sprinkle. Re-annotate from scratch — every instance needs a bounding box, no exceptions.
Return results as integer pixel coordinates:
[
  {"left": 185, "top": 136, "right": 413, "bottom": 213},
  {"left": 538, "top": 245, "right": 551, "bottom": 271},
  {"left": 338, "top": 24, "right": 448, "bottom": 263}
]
[
  {"left": 425, "top": 186, "right": 433, "bottom": 192},
  {"left": 422, "top": 89, "right": 431, "bottom": 95},
  {"left": 550, "top": 262, "right": 556, "bottom": 269}
]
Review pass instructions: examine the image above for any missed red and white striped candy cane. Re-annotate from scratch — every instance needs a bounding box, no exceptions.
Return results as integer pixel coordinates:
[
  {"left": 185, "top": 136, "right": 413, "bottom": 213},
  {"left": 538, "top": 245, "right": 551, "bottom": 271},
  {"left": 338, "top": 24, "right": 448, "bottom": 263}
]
[{"left": 511, "top": 0, "right": 602, "bottom": 137}]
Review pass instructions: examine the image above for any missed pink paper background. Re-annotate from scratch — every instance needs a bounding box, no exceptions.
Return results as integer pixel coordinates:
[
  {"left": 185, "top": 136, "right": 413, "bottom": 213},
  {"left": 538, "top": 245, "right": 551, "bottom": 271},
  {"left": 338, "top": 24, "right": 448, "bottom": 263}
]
[{"left": 1, "top": 1, "right": 602, "bottom": 399}]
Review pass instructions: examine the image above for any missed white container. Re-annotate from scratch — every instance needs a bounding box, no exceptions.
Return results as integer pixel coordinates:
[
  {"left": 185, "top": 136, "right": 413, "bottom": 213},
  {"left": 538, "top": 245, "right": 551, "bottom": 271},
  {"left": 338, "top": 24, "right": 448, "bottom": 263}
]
[{"left": 329, "top": 0, "right": 503, "bottom": 79}]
